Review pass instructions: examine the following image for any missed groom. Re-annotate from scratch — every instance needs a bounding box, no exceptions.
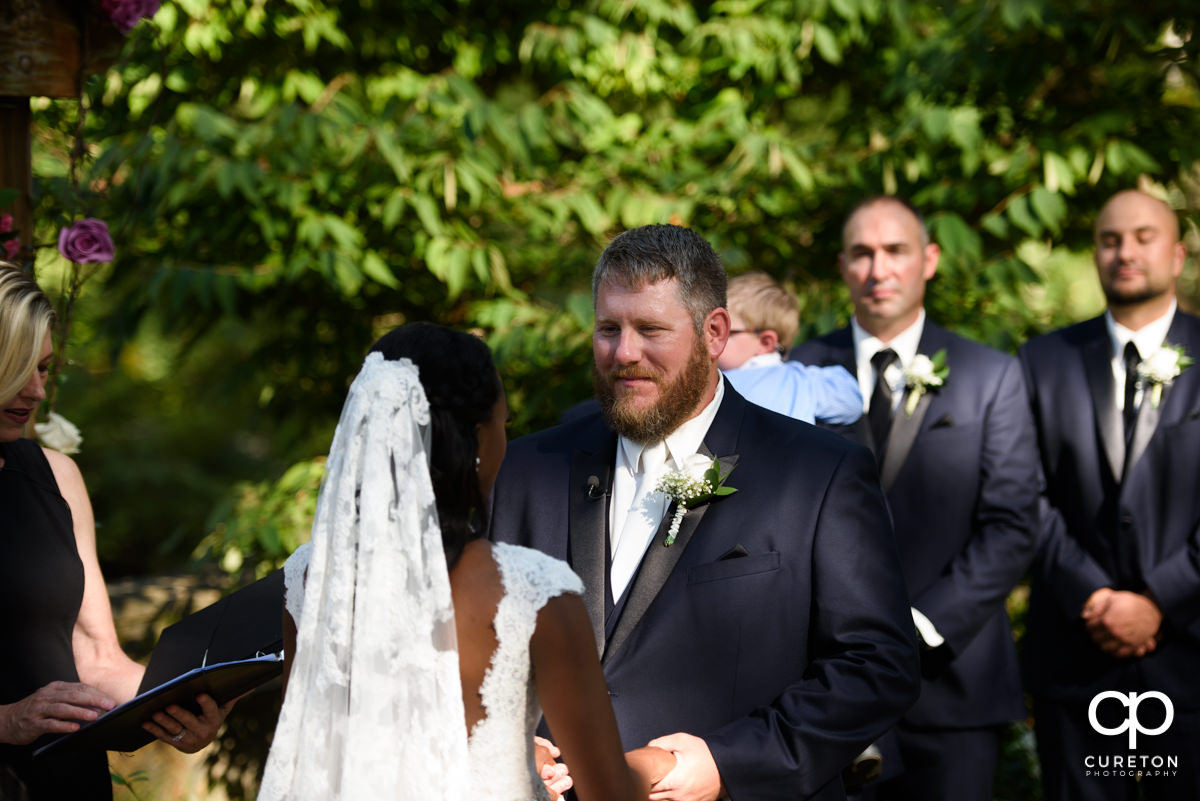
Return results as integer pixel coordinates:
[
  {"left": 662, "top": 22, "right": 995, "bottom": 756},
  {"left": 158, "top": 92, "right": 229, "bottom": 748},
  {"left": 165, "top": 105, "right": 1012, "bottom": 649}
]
[{"left": 490, "top": 224, "right": 920, "bottom": 801}]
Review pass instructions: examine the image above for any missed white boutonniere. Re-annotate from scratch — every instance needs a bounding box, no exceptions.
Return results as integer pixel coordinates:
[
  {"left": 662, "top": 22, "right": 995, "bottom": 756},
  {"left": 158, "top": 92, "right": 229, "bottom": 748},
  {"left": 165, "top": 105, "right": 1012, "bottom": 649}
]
[
  {"left": 902, "top": 349, "right": 949, "bottom": 415},
  {"left": 1138, "top": 344, "right": 1192, "bottom": 408},
  {"left": 34, "top": 411, "right": 83, "bottom": 455},
  {"left": 655, "top": 455, "right": 738, "bottom": 546}
]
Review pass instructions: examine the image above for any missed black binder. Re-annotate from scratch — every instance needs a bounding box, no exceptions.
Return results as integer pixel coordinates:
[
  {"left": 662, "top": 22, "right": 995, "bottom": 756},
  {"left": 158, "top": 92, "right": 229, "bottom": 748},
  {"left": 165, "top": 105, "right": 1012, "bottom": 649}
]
[{"left": 35, "top": 569, "right": 285, "bottom": 756}]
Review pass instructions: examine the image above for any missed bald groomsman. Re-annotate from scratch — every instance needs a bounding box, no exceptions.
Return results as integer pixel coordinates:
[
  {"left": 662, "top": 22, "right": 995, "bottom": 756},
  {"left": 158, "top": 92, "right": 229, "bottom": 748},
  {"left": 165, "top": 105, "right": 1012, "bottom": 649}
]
[
  {"left": 791, "top": 196, "right": 1040, "bottom": 801},
  {"left": 1020, "top": 189, "right": 1200, "bottom": 800}
]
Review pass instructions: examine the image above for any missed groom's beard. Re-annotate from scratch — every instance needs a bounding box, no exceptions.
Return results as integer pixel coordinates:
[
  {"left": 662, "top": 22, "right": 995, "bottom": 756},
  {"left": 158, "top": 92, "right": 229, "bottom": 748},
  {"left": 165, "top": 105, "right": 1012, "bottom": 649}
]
[{"left": 594, "top": 337, "right": 711, "bottom": 444}]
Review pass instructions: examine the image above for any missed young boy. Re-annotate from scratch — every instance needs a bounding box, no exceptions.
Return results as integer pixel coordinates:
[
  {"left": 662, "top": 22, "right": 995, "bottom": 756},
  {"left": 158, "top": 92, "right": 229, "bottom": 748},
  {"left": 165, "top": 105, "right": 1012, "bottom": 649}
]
[{"left": 719, "top": 272, "right": 861, "bottom": 425}]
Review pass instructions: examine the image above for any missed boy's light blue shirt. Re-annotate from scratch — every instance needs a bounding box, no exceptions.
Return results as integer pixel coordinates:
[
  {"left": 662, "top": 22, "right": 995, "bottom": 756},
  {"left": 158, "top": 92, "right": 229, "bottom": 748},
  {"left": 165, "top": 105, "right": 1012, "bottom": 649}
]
[{"left": 723, "top": 353, "right": 862, "bottom": 425}]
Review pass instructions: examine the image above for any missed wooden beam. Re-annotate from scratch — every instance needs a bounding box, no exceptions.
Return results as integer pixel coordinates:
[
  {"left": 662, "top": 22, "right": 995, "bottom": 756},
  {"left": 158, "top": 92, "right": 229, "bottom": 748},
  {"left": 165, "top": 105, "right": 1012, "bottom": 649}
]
[{"left": 0, "top": 0, "right": 125, "bottom": 99}]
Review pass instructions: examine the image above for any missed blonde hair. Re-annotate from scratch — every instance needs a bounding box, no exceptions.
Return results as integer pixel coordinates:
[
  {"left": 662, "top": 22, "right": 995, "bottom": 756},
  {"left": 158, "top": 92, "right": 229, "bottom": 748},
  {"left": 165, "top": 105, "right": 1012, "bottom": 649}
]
[
  {"left": 0, "top": 262, "right": 55, "bottom": 402},
  {"left": 726, "top": 272, "right": 799, "bottom": 348}
]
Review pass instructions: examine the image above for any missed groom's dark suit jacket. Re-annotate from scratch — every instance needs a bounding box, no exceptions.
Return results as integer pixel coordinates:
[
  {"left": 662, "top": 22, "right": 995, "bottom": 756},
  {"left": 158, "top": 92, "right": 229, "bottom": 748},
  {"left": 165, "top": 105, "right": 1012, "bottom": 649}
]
[
  {"left": 1018, "top": 311, "right": 1200, "bottom": 708},
  {"left": 489, "top": 380, "right": 920, "bottom": 801},
  {"left": 790, "top": 320, "right": 1040, "bottom": 728}
]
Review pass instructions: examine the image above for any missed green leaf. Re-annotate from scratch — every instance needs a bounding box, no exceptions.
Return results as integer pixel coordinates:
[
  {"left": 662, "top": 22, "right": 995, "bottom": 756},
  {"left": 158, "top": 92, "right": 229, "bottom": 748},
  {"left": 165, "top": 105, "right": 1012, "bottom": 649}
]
[
  {"left": 1029, "top": 187, "right": 1067, "bottom": 236},
  {"left": 1007, "top": 195, "right": 1041, "bottom": 239},
  {"left": 444, "top": 246, "right": 471, "bottom": 299},
  {"left": 1043, "top": 152, "right": 1075, "bottom": 195},
  {"left": 411, "top": 195, "right": 443, "bottom": 236},
  {"left": 980, "top": 213, "right": 1009, "bottom": 239},
  {"left": 362, "top": 251, "right": 398, "bottom": 288},
  {"left": 813, "top": 24, "right": 842, "bottom": 64},
  {"left": 566, "top": 192, "right": 610, "bottom": 235}
]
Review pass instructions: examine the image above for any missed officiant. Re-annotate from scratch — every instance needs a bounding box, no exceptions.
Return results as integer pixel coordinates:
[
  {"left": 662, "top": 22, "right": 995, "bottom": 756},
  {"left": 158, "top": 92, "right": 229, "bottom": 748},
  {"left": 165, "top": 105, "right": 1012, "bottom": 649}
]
[{"left": 0, "top": 263, "right": 229, "bottom": 800}]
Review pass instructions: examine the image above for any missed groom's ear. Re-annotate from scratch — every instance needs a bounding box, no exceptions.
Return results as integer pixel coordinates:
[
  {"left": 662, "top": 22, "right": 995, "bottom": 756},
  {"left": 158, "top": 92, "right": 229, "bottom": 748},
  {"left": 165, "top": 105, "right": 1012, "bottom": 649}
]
[{"left": 706, "top": 306, "right": 732, "bottom": 360}]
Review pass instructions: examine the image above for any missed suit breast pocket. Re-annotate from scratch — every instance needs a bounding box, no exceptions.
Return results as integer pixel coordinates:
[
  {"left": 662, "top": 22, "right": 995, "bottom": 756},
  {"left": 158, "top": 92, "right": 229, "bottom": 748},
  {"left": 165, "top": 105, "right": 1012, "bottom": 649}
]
[{"left": 687, "top": 551, "right": 781, "bottom": 585}]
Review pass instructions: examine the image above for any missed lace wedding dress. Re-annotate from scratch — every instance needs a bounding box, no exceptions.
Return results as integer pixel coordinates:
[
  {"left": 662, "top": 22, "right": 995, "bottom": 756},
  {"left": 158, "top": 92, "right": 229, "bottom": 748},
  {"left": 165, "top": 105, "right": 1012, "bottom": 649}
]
[
  {"left": 257, "top": 353, "right": 584, "bottom": 801},
  {"left": 279, "top": 539, "right": 582, "bottom": 800}
]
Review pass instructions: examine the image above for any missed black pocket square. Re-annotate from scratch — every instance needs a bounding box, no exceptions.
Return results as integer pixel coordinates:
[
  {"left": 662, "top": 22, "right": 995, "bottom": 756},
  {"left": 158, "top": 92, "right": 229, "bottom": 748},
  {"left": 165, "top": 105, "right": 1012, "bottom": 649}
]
[
  {"left": 930, "top": 413, "right": 955, "bottom": 429},
  {"left": 717, "top": 544, "right": 750, "bottom": 560}
]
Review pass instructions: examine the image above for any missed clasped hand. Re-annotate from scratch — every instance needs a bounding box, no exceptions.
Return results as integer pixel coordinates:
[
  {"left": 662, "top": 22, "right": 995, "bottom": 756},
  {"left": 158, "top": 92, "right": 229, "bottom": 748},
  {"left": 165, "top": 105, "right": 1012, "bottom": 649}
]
[
  {"left": 535, "top": 736, "right": 683, "bottom": 800},
  {"left": 1081, "top": 587, "right": 1162, "bottom": 658}
]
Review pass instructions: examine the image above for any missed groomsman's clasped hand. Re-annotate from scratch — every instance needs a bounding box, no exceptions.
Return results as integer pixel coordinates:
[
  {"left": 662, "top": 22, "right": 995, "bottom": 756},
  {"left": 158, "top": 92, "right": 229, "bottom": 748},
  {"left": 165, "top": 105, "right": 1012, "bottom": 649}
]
[{"left": 1081, "top": 587, "right": 1162, "bottom": 658}]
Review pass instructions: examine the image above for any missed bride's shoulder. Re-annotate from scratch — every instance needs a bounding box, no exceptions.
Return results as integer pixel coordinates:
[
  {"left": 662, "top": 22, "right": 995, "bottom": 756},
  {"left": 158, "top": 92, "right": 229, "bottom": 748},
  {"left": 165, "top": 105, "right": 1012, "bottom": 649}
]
[{"left": 491, "top": 542, "right": 583, "bottom": 604}]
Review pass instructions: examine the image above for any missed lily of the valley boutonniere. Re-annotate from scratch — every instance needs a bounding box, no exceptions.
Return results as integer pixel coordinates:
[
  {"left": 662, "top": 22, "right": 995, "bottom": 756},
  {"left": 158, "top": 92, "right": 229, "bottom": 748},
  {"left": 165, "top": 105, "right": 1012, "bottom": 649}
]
[
  {"left": 902, "top": 349, "right": 949, "bottom": 415},
  {"left": 1138, "top": 344, "right": 1193, "bottom": 408},
  {"left": 656, "top": 455, "right": 738, "bottom": 546}
]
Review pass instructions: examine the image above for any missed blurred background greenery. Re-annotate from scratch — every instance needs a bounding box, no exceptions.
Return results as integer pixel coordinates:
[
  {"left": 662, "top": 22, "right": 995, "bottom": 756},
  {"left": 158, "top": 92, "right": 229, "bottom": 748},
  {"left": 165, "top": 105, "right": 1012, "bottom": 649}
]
[{"left": 12, "top": 0, "right": 1200, "bottom": 796}]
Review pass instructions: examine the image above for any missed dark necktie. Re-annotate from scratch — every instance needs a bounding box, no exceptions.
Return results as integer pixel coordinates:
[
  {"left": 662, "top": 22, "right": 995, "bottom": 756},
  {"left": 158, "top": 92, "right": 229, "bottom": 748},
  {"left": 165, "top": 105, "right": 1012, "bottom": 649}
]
[
  {"left": 868, "top": 349, "right": 898, "bottom": 458},
  {"left": 1123, "top": 341, "right": 1140, "bottom": 440}
]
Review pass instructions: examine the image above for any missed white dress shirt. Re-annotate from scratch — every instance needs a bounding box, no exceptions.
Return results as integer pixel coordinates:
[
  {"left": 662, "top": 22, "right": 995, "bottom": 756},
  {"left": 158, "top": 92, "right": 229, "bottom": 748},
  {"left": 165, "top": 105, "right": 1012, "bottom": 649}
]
[
  {"left": 1105, "top": 300, "right": 1176, "bottom": 412},
  {"left": 851, "top": 310, "right": 927, "bottom": 414},
  {"left": 850, "top": 310, "right": 944, "bottom": 648},
  {"left": 608, "top": 379, "right": 725, "bottom": 601}
]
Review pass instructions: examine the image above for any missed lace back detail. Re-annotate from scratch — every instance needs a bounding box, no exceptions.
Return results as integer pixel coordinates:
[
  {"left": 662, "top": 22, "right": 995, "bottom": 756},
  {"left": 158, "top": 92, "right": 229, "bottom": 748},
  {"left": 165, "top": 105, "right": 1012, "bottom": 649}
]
[
  {"left": 466, "top": 543, "right": 584, "bottom": 800},
  {"left": 274, "top": 536, "right": 584, "bottom": 799}
]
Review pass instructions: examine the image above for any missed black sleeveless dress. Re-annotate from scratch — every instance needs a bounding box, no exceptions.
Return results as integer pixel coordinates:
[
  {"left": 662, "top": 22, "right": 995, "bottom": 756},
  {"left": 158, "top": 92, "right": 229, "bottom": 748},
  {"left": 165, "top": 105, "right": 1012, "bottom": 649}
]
[{"left": 0, "top": 439, "right": 112, "bottom": 800}]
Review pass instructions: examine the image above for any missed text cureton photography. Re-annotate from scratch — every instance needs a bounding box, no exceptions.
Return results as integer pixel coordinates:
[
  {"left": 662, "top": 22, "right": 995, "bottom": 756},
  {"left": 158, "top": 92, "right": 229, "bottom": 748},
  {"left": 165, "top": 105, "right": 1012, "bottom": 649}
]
[{"left": 1084, "top": 691, "right": 1181, "bottom": 780}]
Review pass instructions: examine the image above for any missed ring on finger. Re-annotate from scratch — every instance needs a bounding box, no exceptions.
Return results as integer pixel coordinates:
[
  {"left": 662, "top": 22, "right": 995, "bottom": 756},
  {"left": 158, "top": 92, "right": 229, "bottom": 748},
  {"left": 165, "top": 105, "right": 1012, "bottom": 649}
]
[{"left": 171, "top": 730, "right": 185, "bottom": 742}]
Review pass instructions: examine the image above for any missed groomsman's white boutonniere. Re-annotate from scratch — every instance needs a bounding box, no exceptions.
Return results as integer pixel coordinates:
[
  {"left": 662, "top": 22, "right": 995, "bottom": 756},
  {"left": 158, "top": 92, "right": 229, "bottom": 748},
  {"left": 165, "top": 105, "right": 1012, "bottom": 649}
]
[
  {"left": 902, "top": 349, "right": 950, "bottom": 415},
  {"left": 1138, "top": 344, "right": 1193, "bottom": 408},
  {"left": 655, "top": 455, "right": 738, "bottom": 546}
]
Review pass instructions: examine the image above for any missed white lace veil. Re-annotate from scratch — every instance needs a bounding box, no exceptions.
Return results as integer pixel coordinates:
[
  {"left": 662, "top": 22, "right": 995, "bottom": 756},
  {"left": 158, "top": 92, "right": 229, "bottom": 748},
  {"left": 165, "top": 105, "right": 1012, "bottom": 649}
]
[{"left": 258, "top": 352, "right": 469, "bottom": 800}]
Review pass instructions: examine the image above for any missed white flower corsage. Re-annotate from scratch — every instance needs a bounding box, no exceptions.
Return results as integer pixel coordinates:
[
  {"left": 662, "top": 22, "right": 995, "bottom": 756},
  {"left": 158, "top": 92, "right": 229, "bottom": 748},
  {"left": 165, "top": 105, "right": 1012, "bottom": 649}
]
[
  {"left": 655, "top": 455, "right": 738, "bottom": 546},
  {"left": 1138, "top": 344, "right": 1192, "bottom": 408},
  {"left": 902, "top": 349, "right": 949, "bottom": 415},
  {"left": 34, "top": 411, "right": 83, "bottom": 455}
]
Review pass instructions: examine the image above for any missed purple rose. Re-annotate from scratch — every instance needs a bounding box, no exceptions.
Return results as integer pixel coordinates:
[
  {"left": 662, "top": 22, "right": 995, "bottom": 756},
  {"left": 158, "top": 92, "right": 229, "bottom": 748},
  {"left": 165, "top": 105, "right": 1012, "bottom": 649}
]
[
  {"left": 58, "top": 219, "right": 115, "bottom": 264},
  {"left": 2, "top": 238, "right": 19, "bottom": 260},
  {"left": 101, "top": 0, "right": 163, "bottom": 35}
]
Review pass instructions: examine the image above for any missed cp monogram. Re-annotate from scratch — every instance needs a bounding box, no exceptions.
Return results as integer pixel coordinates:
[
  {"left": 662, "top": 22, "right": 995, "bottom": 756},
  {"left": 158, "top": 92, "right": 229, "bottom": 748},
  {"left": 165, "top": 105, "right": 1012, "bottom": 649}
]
[{"left": 1088, "top": 691, "right": 1174, "bottom": 749}]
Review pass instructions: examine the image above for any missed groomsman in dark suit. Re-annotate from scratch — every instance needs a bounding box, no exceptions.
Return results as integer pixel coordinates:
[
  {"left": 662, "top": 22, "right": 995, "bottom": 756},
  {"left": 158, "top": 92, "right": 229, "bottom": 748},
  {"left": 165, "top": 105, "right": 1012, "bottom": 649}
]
[
  {"left": 790, "top": 196, "right": 1041, "bottom": 801},
  {"left": 1019, "top": 189, "right": 1200, "bottom": 800},
  {"left": 490, "top": 224, "right": 920, "bottom": 801}
]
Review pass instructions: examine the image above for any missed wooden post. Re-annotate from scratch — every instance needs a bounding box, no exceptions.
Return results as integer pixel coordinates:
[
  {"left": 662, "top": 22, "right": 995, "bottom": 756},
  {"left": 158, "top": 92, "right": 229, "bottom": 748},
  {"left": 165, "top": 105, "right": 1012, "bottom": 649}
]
[
  {"left": 0, "top": 100, "right": 33, "bottom": 250},
  {"left": 0, "top": 0, "right": 125, "bottom": 251}
]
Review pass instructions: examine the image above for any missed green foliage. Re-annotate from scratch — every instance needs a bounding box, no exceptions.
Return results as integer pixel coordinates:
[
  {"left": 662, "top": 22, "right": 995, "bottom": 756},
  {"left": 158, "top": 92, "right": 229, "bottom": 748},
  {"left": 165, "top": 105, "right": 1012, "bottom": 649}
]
[
  {"left": 19, "top": 3, "right": 1197, "bottom": 796},
  {"left": 26, "top": 1, "right": 1200, "bottom": 579},
  {"left": 194, "top": 457, "right": 326, "bottom": 580}
]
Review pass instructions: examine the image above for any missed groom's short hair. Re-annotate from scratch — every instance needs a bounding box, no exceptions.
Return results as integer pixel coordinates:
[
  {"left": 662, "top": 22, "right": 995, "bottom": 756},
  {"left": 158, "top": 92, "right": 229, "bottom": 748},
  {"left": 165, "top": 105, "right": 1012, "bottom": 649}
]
[{"left": 592, "top": 224, "right": 727, "bottom": 329}]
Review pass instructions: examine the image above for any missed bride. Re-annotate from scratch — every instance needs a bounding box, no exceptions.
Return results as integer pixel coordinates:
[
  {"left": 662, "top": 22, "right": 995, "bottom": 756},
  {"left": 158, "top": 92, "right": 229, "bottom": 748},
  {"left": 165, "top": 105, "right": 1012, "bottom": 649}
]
[{"left": 258, "top": 323, "right": 671, "bottom": 800}]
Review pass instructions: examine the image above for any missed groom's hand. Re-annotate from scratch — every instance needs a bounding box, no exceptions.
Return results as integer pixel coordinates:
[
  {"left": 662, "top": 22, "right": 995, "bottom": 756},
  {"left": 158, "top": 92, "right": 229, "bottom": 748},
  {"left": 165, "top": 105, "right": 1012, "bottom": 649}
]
[
  {"left": 534, "top": 736, "right": 572, "bottom": 800},
  {"left": 645, "top": 732, "right": 725, "bottom": 801}
]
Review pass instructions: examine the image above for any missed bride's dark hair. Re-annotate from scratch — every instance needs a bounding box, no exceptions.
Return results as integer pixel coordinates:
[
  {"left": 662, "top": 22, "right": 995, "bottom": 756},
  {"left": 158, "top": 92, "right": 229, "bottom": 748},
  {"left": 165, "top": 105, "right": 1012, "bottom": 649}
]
[{"left": 369, "top": 322, "right": 499, "bottom": 568}]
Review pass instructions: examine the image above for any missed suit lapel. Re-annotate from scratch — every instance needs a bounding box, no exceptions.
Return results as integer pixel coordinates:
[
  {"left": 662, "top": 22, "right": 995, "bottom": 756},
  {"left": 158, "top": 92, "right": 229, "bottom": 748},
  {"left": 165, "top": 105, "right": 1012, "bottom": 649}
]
[
  {"left": 603, "top": 448, "right": 739, "bottom": 666},
  {"left": 1125, "top": 315, "right": 1200, "bottom": 476},
  {"left": 879, "top": 388, "right": 933, "bottom": 491},
  {"left": 569, "top": 437, "right": 617, "bottom": 655},
  {"left": 1082, "top": 331, "right": 1125, "bottom": 483}
]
